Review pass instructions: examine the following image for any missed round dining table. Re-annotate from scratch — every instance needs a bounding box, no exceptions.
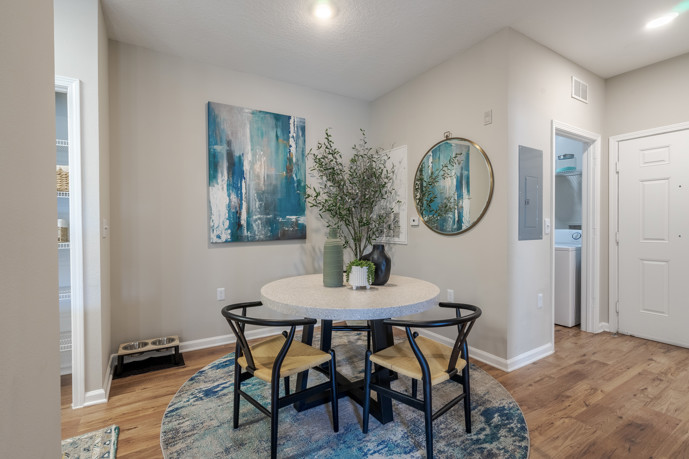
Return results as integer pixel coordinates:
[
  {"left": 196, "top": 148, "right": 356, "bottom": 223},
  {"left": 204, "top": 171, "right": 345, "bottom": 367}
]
[
  {"left": 260, "top": 274, "right": 440, "bottom": 321},
  {"left": 261, "top": 273, "right": 440, "bottom": 424}
]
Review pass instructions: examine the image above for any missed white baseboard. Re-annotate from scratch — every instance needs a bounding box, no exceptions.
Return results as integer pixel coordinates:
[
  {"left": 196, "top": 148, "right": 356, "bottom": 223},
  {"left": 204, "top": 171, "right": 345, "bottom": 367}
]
[
  {"left": 102, "top": 355, "right": 114, "bottom": 401},
  {"left": 81, "top": 355, "right": 114, "bottom": 407},
  {"left": 100, "top": 327, "right": 295, "bottom": 405},
  {"left": 502, "top": 342, "right": 554, "bottom": 372},
  {"left": 598, "top": 322, "right": 610, "bottom": 332},
  {"left": 180, "top": 326, "right": 298, "bottom": 353},
  {"left": 98, "top": 322, "right": 552, "bottom": 406},
  {"left": 410, "top": 327, "right": 553, "bottom": 373},
  {"left": 83, "top": 388, "right": 107, "bottom": 407},
  {"left": 179, "top": 334, "right": 235, "bottom": 353}
]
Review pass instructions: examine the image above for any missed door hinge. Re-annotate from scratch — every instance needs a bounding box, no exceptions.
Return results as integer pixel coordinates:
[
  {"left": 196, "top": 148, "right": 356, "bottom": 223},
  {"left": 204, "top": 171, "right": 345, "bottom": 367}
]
[
  {"left": 616, "top": 232, "right": 619, "bottom": 244},
  {"left": 616, "top": 161, "right": 620, "bottom": 173},
  {"left": 616, "top": 301, "right": 620, "bottom": 313}
]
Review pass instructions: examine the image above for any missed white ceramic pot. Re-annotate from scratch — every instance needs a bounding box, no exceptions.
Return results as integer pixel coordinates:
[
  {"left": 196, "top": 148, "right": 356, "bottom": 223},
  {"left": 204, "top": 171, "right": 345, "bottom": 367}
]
[{"left": 349, "top": 266, "right": 370, "bottom": 290}]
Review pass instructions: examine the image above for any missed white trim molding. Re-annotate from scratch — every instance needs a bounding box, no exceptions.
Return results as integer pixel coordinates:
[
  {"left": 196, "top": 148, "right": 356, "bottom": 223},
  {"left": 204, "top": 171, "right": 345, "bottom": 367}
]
[
  {"left": 81, "top": 354, "right": 115, "bottom": 407},
  {"left": 179, "top": 327, "right": 288, "bottom": 353},
  {"left": 104, "top": 326, "right": 301, "bottom": 391},
  {"left": 551, "top": 121, "right": 602, "bottom": 335},
  {"left": 56, "top": 76, "right": 85, "bottom": 409},
  {"left": 84, "top": 389, "right": 108, "bottom": 407},
  {"left": 411, "top": 328, "right": 553, "bottom": 373},
  {"left": 103, "top": 324, "right": 551, "bottom": 392}
]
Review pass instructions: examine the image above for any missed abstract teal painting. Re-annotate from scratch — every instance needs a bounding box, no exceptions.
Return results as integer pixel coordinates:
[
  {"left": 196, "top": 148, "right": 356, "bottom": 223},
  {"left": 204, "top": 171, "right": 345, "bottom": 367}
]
[{"left": 207, "top": 102, "right": 306, "bottom": 242}]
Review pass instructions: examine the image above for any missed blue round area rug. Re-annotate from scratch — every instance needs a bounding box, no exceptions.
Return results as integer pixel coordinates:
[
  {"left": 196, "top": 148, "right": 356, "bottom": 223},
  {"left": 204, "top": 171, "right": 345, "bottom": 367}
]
[{"left": 161, "top": 332, "right": 529, "bottom": 458}]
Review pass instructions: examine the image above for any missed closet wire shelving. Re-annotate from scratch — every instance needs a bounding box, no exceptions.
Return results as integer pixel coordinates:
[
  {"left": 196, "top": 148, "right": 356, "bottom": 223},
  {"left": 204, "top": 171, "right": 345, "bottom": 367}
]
[
  {"left": 556, "top": 170, "right": 582, "bottom": 177},
  {"left": 57, "top": 137, "right": 72, "bottom": 354}
]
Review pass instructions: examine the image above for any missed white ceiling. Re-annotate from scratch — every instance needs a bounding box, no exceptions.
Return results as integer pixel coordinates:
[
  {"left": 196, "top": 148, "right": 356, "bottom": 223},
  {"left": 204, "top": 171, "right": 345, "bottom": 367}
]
[{"left": 102, "top": 0, "right": 689, "bottom": 101}]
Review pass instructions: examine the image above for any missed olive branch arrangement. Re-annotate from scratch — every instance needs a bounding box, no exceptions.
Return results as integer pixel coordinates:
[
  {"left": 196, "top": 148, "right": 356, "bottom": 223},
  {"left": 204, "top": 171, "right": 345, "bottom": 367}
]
[{"left": 305, "top": 129, "right": 400, "bottom": 261}]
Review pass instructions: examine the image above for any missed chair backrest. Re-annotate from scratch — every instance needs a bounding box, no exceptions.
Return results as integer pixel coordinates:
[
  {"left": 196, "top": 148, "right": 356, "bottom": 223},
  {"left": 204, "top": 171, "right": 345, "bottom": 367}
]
[
  {"left": 384, "top": 303, "right": 482, "bottom": 375},
  {"left": 221, "top": 301, "right": 316, "bottom": 374}
]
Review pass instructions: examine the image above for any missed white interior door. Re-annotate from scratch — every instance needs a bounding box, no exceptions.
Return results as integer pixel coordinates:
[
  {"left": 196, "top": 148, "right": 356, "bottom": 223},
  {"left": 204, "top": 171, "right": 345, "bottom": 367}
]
[{"left": 617, "top": 128, "right": 689, "bottom": 347}]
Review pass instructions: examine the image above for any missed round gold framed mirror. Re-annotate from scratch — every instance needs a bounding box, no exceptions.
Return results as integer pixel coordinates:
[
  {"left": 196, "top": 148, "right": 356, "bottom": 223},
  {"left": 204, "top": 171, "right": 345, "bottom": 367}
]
[{"left": 414, "top": 137, "right": 494, "bottom": 235}]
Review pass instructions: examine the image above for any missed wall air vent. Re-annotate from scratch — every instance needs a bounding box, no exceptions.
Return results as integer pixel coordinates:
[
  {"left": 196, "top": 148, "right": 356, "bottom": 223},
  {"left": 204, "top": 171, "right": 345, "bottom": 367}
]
[{"left": 571, "top": 76, "right": 589, "bottom": 103}]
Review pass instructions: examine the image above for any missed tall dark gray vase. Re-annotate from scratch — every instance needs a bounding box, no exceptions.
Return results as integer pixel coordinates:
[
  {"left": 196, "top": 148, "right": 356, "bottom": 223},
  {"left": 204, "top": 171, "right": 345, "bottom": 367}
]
[
  {"left": 323, "top": 228, "right": 343, "bottom": 287},
  {"left": 361, "top": 244, "right": 391, "bottom": 285}
]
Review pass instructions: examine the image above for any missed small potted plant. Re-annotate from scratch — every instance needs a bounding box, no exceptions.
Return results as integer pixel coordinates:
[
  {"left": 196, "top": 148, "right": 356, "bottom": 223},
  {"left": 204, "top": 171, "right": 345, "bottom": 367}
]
[{"left": 345, "top": 260, "right": 375, "bottom": 290}]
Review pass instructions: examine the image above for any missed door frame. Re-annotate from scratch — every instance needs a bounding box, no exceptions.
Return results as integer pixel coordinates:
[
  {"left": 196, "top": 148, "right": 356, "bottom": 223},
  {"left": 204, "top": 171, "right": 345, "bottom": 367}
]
[
  {"left": 56, "top": 75, "right": 85, "bottom": 408},
  {"left": 551, "top": 121, "right": 601, "bottom": 333},
  {"left": 608, "top": 121, "right": 689, "bottom": 333}
]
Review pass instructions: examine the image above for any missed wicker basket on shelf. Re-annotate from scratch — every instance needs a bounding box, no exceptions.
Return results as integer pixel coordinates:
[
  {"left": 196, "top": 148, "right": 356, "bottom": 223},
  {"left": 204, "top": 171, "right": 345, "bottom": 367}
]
[
  {"left": 58, "top": 219, "right": 69, "bottom": 243},
  {"left": 56, "top": 166, "right": 69, "bottom": 192}
]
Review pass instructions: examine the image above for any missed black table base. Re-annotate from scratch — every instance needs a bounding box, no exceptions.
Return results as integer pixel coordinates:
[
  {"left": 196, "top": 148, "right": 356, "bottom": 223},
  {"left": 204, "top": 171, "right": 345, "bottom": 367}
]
[{"left": 295, "top": 319, "right": 394, "bottom": 424}]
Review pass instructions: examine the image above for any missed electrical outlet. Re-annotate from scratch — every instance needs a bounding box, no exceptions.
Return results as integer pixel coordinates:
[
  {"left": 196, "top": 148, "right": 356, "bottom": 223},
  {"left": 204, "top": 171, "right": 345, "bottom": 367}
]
[
  {"left": 447, "top": 289, "right": 455, "bottom": 302},
  {"left": 537, "top": 293, "right": 543, "bottom": 309},
  {"left": 217, "top": 288, "right": 225, "bottom": 301}
]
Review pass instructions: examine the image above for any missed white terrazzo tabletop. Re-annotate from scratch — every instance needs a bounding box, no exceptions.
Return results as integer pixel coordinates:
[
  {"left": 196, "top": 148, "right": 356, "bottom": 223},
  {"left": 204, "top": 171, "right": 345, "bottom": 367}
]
[{"left": 260, "top": 274, "right": 440, "bottom": 320}]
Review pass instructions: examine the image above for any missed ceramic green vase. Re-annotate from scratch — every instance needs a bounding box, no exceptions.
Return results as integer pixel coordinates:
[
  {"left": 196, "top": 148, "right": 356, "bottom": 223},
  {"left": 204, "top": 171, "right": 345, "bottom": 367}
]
[{"left": 323, "top": 228, "right": 343, "bottom": 287}]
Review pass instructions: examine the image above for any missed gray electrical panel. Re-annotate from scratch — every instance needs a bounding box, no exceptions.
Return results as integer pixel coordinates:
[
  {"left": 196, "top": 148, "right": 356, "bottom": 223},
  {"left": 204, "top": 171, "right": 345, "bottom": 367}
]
[{"left": 518, "top": 145, "right": 543, "bottom": 240}]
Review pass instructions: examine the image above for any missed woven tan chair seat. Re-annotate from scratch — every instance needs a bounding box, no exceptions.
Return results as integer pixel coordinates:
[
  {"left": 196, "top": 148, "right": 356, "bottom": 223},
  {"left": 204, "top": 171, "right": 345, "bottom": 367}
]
[
  {"left": 370, "top": 335, "right": 466, "bottom": 386},
  {"left": 238, "top": 335, "right": 332, "bottom": 382},
  {"left": 221, "top": 301, "right": 339, "bottom": 459},
  {"left": 362, "top": 302, "right": 482, "bottom": 459}
]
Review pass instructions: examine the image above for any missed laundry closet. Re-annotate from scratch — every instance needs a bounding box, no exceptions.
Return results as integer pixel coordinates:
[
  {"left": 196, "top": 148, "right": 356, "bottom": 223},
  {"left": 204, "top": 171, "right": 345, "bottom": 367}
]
[{"left": 553, "top": 134, "right": 586, "bottom": 327}]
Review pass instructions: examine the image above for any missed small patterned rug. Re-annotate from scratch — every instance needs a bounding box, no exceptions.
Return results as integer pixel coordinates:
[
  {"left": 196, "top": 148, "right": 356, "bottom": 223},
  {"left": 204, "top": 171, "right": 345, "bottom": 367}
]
[
  {"left": 161, "top": 332, "right": 529, "bottom": 458},
  {"left": 62, "top": 424, "right": 119, "bottom": 458}
]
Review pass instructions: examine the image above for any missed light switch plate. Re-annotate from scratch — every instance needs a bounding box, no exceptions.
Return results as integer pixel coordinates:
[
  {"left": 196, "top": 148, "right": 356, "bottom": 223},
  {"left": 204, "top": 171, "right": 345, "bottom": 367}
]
[
  {"left": 484, "top": 109, "right": 492, "bottom": 125},
  {"left": 410, "top": 217, "right": 419, "bottom": 227}
]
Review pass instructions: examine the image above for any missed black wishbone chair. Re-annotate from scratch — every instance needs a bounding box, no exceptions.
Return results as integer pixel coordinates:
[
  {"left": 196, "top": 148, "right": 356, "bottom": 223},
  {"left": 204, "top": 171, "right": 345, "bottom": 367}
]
[
  {"left": 221, "top": 302, "right": 339, "bottom": 459},
  {"left": 362, "top": 302, "right": 482, "bottom": 459}
]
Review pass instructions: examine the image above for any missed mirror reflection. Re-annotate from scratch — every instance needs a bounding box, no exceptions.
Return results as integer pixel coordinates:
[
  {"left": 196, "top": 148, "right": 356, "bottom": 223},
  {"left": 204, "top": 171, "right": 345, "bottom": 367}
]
[{"left": 414, "top": 137, "right": 494, "bottom": 235}]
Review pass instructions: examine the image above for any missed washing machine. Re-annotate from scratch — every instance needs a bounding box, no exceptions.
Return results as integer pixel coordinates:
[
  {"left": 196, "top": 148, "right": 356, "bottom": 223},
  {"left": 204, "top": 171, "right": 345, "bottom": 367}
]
[{"left": 554, "top": 230, "right": 581, "bottom": 327}]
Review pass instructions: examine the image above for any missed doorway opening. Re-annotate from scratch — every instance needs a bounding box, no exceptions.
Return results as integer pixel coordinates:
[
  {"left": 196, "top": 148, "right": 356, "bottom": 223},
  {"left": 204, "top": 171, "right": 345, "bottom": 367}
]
[
  {"left": 56, "top": 75, "right": 85, "bottom": 408},
  {"left": 554, "top": 134, "right": 585, "bottom": 328},
  {"left": 551, "top": 121, "right": 601, "bottom": 338}
]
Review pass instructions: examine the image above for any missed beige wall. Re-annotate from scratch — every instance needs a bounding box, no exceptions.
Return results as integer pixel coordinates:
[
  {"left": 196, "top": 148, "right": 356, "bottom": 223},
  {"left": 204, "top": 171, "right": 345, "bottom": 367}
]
[
  {"left": 108, "top": 42, "right": 371, "bottom": 348},
  {"left": 603, "top": 52, "right": 689, "bottom": 327},
  {"left": 98, "top": 0, "right": 112, "bottom": 393},
  {"left": 505, "top": 30, "right": 605, "bottom": 358},
  {"left": 371, "top": 30, "right": 511, "bottom": 358},
  {"left": 371, "top": 29, "right": 606, "bottom": 362},
  {"left": 54, "top": 0, "right": 110, "bottom": 397},
  {"left": 606, "top": 52, "right": 689, "bottom": 137},
  {"left": 103, "top": 28, "right": 689, "bottom": 372},
  {"left": 0, "top": 0, "right": 61, "bottom": 456}
]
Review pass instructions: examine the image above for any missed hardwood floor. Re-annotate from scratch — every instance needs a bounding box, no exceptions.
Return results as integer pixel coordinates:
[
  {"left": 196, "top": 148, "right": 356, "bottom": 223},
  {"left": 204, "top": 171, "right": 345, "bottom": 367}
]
[
  {"left": 61, "top": 326, "right": 689, "bottom": 458},
  {"left": 61, "top": 345, "right": 237, "bottom": 458},
  {"left": 475, "top": 327, "right": 689, "bottom": 458}
]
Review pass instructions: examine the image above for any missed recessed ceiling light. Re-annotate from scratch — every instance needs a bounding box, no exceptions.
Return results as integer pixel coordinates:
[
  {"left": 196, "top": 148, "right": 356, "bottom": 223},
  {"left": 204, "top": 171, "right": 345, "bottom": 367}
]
[
  {"left": 313, "top": 1, "right": 335, "bottom": 20},
  {"left": 645, "top": 11, "right": 679, "bottom": 29}
]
